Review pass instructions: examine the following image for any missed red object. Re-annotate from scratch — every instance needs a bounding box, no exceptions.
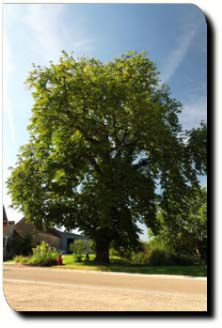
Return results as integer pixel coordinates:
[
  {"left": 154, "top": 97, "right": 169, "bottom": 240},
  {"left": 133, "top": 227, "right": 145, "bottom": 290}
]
[{"left": 57, "top": 254, "right": 63, "bottom": 265}]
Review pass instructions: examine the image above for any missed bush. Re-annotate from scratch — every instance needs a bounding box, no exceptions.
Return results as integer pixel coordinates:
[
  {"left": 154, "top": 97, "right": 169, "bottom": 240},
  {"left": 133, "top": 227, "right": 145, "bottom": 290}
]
[
  {"left": 70, "top": 240, "right": 88, "bottom": 262},
  {"left": 28, "top": 241, "right": 58, "bottom": 266},
  {"left": 148, "top": 249, "right": 172, "bottom": 266},
  {"left": 112, "top": 247, "right": 132, "bottom": 260},
  {"left": 131, "top": 252, "right": 150, "bottom": 265},
  {"left": 13, "top": 241, "right": 59, "bottom": 266},
  {"left": 170, "top": 254, "right": 196, "bottom": 266},
  {"left": 14, "top": 255, "right": 29, "bottom": 264},
  {"left": 131, "top": 241, "right": 196, "bottom": 266},
  {"left": 131, "top": 248, "right": 174, "bottom": 266}
]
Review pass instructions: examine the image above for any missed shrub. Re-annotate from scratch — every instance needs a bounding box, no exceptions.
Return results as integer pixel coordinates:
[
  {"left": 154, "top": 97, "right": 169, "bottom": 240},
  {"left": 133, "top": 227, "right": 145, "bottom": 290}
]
[
  {"left": 13, "top": 241, "right": 58, "bottom": 266},
  {"left": 131, "top": 242, "right": 196, "bottom": 266},
  {"left": 131, "top": 252, "right": 150, "bottom": 265},
  {"left": 14, "top": 255, "right": 29, "bottom": 264},
  {"left": 110, "top": 247, "right": 119, "bottom": 258},
  {"left": 70, "top": 240, "right": 87, "bottom": 262},
  {"left": 28, "top": 241, "right": 58, "bottom": 266},
  {"left": 115, "top": 248, "right": 132, "bottom": 260},
  {"left": 88, "top": 240, "right": 95, "bottom": 253},
  {"left": 131, "top": 242, "right": 152, "bottom": 264},
  {"left": 148, "top": 249, "right": 171, "bottom": 266},
  {"left": 170, "top": 254, "right": 195, "bottom": 266}
]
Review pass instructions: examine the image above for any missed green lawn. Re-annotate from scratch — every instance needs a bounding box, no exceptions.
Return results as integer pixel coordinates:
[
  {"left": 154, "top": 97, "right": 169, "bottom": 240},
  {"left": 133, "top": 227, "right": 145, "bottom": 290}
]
[
  {"left": 5, "top": 254, "right": 207, "bottom": 277},
  {"left": 58, "top": 254, "right": 207, "bottom": 277}
]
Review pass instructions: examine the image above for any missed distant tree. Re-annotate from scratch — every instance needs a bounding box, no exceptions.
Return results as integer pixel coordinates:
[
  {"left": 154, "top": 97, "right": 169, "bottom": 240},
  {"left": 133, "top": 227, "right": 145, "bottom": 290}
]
[
  {"left": 70, "top": 240, "right": 86, "bottom": 262},
  {"left": 7, "top": 51, "right": 205, "bottom": 264}
]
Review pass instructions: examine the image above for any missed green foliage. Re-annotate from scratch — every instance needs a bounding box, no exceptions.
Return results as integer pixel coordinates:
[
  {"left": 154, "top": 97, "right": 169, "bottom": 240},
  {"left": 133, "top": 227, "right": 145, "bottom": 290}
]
[
  {"left": 131, "top": 238, "right": 195, "bottom": 266},
  {"left": 70, "top": 239, "right": 87, "bottom": 262},
  {"left": 13, "top": 241, "right": 58, "bottom": 266},
  {"left": 109, "top": 247, "right": 118, "bottom": 257},
  {"left": 186, "top": 122, "right": 207, "bottom": 174},
  {"left": 7, "top": 51, "right": 206, "bottom": 264},
  {"left": 14, "top": 255, "right": 29, "bottom": 264},
  {"left": 151, "top": 187, "right": 207, "bottom": 264},
  {"left": 88, "top": 240, "right": 95, "bottom": 253},
  {"left": 58, "top": 254, "right": 207, "bottom": 276},
  {"left": 148, "top": 249, "right": 171, "bottom": 266},
  {"left": 131, "top": 251, "right": 149, "bottom": 265},
  {"left": 109, "top": 244, "right": 135, "bottom": 260},
  {"left": 29, "top": 241, "right": 58, "bottom": 265}
]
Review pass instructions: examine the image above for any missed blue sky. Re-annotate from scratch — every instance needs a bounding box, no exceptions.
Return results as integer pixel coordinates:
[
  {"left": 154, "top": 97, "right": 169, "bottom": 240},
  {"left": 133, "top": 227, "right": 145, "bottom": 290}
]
[{"left": 3, "top": 4, "right": 207, "bottom": 239}]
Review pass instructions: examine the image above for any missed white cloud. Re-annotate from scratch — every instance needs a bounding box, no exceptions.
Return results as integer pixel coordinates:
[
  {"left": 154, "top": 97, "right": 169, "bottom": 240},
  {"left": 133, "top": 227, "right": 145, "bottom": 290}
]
[
  {"left": 161, "top": 26, "right": 198, "bottom": 83},
  {"left": 22, "top": 4, "right": 94, "bottom": 64},
  {"left": 3, "top": 4, "right": 94, "bottom": 144},
  {"left": 73, "top": 39, "right": 94, "bottom": 51},
  {"left": 22, "top": 4, "right": 66, "bottom": 63},
  {"left": 180, "top": 96, "right": 207, "bottom": 130}
]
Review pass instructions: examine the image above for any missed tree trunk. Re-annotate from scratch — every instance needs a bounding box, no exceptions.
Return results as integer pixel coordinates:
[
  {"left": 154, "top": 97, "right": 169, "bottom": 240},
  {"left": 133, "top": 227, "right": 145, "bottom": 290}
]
[
  {"left": 95, "top": 239, "right": 110, "bottom": 265},
  {"left": 195, "top": 239, "right": 201, "bottom": 258}
]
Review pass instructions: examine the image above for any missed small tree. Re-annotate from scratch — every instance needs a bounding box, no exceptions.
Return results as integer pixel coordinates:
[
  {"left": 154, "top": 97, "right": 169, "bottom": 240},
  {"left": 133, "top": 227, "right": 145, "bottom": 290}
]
[{"left": 70, "top": 240, "right": 86, "bottom": 262}]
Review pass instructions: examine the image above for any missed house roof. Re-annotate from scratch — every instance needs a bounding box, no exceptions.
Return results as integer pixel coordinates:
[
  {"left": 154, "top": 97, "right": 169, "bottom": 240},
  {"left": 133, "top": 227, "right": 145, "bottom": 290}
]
[
  {"left": 14, "top": 218, "right": 84, "bottom": 240},
  {"left": 14, "top": 218, "right": 37, "bottom": 238},
  {"left": 14, "top": 218, "right": 61, "bottom": 238},
  {"left": 47, "top": 227, "right": 62, "bottom": 238},
  {"left": 47, "top": 227, "right": 85, "bottom": 239}
]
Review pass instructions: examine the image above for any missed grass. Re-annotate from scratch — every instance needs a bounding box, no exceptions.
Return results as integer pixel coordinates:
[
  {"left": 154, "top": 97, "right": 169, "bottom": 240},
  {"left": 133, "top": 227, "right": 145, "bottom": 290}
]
[
  {"left": 56, "top": 254, "right": 207, "bottom": 277},
  {"left": 5, "top": 254, "right": 207, "bottom": 277},
  {"left": 4, "top": 259, "right": 15, "bottom": 264}
]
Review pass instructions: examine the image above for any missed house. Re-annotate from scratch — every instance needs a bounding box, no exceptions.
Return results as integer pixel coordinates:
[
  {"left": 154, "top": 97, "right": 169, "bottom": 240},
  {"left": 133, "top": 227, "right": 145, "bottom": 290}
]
[
  {"left": 14, "top": 217, "right": 87, "bottom": 254},
  {"left": 3, "top": 206, "right": 87, "bottom": 259},
  {"left": 3, "top": 206, "right": 15, "bottom": 259}
]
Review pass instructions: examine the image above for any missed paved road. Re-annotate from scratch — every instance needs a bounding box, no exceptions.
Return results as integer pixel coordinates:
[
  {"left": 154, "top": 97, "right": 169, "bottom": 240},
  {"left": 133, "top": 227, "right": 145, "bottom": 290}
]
[{"left": 3, "top": 264, "right": 207, "bottom": 311}]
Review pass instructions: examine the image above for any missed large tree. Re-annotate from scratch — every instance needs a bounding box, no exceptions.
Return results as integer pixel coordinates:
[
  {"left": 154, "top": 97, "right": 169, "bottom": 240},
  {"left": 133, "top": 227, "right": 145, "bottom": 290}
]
[{"left": 7, "top": 51, "right": 204, "bottom": 264}]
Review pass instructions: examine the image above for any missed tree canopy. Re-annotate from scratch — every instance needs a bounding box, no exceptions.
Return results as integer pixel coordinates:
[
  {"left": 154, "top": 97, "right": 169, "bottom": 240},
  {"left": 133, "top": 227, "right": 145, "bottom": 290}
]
[
  {"left": 154, "top": 187, "right": 207, "bottom": 263},
  {"left": 186, "top": 121, "right": 207, "bottom": 174},
  {"left": 7, "top": 51, "right": 206, "bottom": 264}
]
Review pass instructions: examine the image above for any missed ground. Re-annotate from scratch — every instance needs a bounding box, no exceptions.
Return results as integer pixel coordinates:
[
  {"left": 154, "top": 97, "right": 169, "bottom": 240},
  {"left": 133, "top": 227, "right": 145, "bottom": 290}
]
[{"left": 3, "top": 264, "right": 207, "bottom": 311}]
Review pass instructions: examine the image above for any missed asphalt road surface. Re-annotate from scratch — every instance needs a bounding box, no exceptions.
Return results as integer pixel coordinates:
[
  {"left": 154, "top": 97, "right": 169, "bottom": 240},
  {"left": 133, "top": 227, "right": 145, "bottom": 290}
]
[{"left": 3, "top": 264, "right": 207, "bottom": 311}]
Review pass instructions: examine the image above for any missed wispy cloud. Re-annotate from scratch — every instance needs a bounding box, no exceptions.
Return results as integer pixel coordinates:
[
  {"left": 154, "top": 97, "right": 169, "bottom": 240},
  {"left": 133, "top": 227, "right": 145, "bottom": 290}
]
[
  {"left": 22, "top": 4, "right": 66, "bottom": 62},
  {"left": 180, "top": 96, "right": 207, "bottom": 130},
  {"left": 3, "top": 4, "right": 94, "bottom": 144},
  {"left": 22, "top": 4, "right": 94, "bottom": 63},
  {"left": 73, "top": 39, "right": 94, "bottom": 52},
  {"left": 161, "top": 26, "right": 198, "bottom": 83}
]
